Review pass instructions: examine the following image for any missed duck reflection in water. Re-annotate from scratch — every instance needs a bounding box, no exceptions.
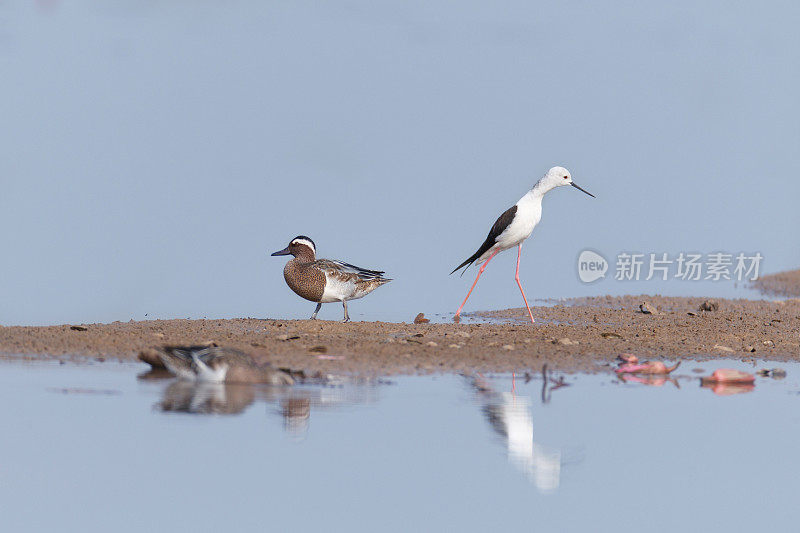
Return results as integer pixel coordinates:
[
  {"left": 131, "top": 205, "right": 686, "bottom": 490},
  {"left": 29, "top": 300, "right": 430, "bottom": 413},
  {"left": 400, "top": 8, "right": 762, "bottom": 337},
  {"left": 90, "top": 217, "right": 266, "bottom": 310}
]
[
  {"left": 265, "top": 379, "right": 381, "bottom": 438},
  {"left": 158, "top": 381, "right": 256, "bottom": 415},
  {"left": 144, "top": 346, "right": 380, "bottom": 434},
  {"left": 155, "top": 377, "right": 379, "bottom": 434},
  {"left": 471, "top": 373, "right": 563, "bottom": 493},
  {"left": 279, "top": 397, "right": 311, "bottom": 435}
]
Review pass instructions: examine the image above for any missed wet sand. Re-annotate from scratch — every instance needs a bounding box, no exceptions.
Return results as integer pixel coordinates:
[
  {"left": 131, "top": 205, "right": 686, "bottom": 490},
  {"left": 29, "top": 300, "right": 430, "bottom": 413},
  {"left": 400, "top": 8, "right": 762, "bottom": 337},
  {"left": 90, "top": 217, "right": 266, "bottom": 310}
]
[
  {"left": 753, "top": 269, "right": 800, "bottom": 298},
  {"left": 1, "top": 294, "right": 798, "bottom": 376}
]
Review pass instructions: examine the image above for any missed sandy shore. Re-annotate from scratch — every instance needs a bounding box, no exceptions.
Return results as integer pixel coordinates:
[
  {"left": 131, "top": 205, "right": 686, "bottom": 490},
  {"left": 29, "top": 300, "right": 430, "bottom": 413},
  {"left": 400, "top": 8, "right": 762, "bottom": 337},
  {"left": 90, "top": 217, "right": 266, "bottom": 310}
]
[
  {"left": 753, "top": 269, "right": 800, "bottom": 298},
  {"left": 1, "top": 294, "right": 798, "bottom": 376}
]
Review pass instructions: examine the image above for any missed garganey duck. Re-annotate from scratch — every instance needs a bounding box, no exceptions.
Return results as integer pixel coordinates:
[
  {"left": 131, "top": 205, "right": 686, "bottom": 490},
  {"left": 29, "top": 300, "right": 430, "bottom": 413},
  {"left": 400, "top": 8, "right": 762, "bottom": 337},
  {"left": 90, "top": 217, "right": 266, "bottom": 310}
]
[
  {"left": 271, "top": 235, "right": 391, "bottom": 322},
  {"left": 154, "top": 345, "right": 294, "bottom": 385}
]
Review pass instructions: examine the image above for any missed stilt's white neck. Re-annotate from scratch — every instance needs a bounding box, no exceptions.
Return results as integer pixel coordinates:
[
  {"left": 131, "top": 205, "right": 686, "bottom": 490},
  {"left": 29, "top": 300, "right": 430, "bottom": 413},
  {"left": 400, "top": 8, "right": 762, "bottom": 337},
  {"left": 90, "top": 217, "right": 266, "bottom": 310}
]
[
  {"left": 519, "top": 182, "right": 548, "bottom": 205},
  {"left": 531, "top": 176, "right": 557, "bottom": 197}
]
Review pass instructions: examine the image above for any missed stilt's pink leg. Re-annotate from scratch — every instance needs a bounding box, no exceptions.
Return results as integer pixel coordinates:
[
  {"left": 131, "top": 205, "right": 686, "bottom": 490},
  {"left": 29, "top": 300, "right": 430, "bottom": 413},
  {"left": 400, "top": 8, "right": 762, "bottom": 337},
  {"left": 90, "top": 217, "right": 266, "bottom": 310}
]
[
  {"left": 511, "top": 372, "right": 516, "bottom": 394},
  {"left": 455, "top": 250, "right": 500, "bottom": 319},
  {"left": 515, "top": 243, "right": 535, "bottom": 324}
]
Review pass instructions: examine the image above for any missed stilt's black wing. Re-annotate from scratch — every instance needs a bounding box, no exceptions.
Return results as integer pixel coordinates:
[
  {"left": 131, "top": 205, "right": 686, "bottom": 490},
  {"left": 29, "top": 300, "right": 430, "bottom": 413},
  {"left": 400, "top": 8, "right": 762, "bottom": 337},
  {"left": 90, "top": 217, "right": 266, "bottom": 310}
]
[{"left": 450, "top": 205, "right": 517, "bottom": 275}]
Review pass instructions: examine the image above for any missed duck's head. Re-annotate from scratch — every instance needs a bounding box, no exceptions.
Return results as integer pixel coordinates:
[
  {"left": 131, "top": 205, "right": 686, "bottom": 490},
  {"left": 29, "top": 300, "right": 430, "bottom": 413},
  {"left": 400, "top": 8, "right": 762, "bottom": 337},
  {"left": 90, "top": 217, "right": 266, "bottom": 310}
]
[{"left": 271, "top": 236, "right": 316, "bottom": 259}]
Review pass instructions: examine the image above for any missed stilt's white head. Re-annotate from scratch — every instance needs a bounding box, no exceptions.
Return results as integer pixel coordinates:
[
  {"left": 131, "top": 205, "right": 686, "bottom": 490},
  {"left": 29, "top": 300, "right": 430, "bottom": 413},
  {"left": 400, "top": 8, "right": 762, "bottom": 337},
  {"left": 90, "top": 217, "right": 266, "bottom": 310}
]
[{"left": 536, "top": 166, "right": 595, "bottom": 198}]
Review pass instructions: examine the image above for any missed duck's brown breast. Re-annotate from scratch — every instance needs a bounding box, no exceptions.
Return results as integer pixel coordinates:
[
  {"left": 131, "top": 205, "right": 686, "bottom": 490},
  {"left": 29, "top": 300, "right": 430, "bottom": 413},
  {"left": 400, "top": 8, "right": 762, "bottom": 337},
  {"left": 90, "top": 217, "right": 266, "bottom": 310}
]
[{"left": 283, "top": 260, "right": 326, "bottom": 302}]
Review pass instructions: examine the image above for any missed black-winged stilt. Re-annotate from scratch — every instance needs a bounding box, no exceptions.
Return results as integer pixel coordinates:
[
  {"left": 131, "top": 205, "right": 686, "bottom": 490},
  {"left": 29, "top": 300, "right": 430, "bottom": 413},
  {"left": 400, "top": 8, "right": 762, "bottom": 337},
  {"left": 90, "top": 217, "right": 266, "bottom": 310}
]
[{"left": 451, "top": 166, "right": 594, "bottom": 323}]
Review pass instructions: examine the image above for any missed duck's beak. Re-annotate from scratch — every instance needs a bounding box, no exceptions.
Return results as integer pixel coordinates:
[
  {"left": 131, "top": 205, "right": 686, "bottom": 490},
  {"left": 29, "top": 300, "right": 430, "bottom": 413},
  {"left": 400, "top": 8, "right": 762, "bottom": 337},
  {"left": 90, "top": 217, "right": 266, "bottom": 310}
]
[
  {"left": 271, "top": 246, "right": 292, "bottom": 256},
  {"left": 571, "top": 181, "right": 595, "bottom": 198}
]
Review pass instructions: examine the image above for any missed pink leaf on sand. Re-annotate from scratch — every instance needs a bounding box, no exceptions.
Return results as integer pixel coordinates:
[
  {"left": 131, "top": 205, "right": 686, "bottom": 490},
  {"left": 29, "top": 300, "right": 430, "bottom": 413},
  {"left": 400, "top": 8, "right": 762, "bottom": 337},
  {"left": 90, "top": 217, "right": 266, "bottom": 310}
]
[
  {"left": 701, "top": 368, "right": 755, "bottom": 384},
  {"left": 616, "top": 361, "right": 680, "bottom": 375}
]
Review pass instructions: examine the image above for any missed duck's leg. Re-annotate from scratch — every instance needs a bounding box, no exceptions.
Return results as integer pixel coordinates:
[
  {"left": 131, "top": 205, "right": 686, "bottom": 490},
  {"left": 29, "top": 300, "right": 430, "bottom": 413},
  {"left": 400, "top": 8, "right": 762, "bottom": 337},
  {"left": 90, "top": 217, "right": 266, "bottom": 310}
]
[
  {"left": 310, "top": 302, "right": 322, "bottom": 320},
  {"left": 342, "top": 300, "right": 350, "bottom": 323},
  {"left": 455, "top": 249, "right": 499, "bottom": 320},
  {"left": 515, "top": 243, "right": 535, "bottom": 324}
]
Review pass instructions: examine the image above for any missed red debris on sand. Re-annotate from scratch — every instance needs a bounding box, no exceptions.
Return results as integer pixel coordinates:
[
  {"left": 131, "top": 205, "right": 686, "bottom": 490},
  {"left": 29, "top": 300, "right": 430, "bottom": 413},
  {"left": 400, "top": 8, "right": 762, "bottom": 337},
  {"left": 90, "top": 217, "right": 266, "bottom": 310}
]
[
  {"left": 617, "top": 353, "right": 639, "bottom": 364},
  {"left": 703, "top": 382, "right": 755, "bottom": 396},
  {"left": 618, "top": 373, "right": 678, "bottom": 388},
  {"left": 700, "top": 368, "right": 755, "bottom": 384},
  {"left": 699, "top": 369, "right": 756, "bottom": 395},
  {"left": 616, "top": 361, "right": 680, "bottom": 375},
  {"left": 413, "top": 313, "right": 430, "bottom": 324}
]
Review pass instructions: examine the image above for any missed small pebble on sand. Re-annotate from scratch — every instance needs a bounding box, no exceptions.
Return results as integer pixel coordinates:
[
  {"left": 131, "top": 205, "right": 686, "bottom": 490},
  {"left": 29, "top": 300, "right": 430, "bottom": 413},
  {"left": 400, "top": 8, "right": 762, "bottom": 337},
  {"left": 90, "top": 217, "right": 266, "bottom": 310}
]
[
  {"left": 757, "top": 368, "right": 787, "bottom": 379},
  {"left": 426, "top": 341, "right": 438, "bottom": 347},
  {"left": 639, "top": 302, "right": 657, "bottom": 314},
  {"left": 699, "top": 300, "right": 719, "bottom": 312},
  {"left": 713, "top": 344, "right": 734, "bottom": 353},
  {"left": 502, "top": 344, "right": 514, "bottom": 351}
]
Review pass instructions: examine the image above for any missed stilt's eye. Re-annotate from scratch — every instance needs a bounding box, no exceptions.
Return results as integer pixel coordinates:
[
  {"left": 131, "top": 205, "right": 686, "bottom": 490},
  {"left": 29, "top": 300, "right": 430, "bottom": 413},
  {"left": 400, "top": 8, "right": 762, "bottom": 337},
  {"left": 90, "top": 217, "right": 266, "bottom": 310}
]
[{"left": 563, "top": 176, "right": 568, "bottom": 180}]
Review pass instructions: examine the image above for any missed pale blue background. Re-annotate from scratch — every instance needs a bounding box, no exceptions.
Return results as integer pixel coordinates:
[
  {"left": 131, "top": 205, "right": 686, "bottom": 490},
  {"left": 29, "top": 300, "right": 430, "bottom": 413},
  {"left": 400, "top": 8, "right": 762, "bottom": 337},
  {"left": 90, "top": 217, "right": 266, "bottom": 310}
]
[{"left": 1, "top": 1, "right": 798, "bottom": 325}]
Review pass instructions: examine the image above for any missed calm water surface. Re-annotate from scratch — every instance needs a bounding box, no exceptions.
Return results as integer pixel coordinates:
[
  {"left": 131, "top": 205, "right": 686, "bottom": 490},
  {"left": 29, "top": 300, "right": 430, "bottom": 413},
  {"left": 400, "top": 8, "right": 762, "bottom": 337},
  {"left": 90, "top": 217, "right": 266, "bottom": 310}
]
[{"left": 1, "top": 359, "right": 797, "bottom": 532}]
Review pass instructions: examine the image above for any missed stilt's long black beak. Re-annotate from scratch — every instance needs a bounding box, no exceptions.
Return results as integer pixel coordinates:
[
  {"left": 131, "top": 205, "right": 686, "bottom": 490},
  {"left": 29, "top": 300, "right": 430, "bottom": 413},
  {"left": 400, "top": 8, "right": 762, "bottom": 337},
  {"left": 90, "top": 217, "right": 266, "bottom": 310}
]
[
  {"left": 571, "top": 181, "right": 595, "bottom": 198},
  {"left": 271, "top": 246, "right": 292, "bottom": 256}
]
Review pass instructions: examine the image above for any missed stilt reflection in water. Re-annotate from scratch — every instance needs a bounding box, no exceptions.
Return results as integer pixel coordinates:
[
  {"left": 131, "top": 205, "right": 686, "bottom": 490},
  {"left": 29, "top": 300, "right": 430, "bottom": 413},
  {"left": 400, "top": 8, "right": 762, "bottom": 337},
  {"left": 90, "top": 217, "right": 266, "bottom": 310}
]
[{"left": 471, "top": 374, "right": 563, "bottom": 493}]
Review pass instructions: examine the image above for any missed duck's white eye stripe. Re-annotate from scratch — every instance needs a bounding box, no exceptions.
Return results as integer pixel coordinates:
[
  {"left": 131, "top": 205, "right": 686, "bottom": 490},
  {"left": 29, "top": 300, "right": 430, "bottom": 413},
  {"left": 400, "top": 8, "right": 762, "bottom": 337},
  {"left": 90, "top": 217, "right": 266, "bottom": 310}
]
[{"left": 291, "top": 238, "right": 315, "bottom": 251}]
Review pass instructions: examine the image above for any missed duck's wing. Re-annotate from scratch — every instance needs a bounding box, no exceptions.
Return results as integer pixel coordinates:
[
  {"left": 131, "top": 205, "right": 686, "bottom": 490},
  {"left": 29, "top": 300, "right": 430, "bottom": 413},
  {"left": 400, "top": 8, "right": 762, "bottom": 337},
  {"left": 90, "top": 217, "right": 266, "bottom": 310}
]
[
  {"left": 165, "top": 345, "right": 249, "bottom": 363},
  {"left": 315, "top": 259, "right": 392, "bottom": 281},
  {"left": 157, "top": 345, "right": 249, "bottom": 380},
  {"left": 158, "top": 345, "right": 294, "bottom": 385},
  {"left": 157, "top": 346, "right": 202, "bottom": 380}
]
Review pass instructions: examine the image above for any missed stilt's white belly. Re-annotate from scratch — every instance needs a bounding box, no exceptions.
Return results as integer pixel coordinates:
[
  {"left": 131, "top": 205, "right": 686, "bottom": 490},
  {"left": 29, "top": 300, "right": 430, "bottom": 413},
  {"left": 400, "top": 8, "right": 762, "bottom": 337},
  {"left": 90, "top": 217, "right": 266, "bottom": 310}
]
[
  {"left": 477, "top": 206, "right": 541, "bottom": 264},
  {"left": 495, "top": 214, "right": 538, "bottom": 250}
]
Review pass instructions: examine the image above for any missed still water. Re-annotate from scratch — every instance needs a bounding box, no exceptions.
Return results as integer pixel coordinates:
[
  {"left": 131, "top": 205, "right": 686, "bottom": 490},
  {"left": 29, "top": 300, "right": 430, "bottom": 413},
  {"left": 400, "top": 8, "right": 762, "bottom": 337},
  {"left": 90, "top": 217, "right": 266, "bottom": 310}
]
[{"left": 0, "top": 358, "right": 797, "bottom": 532}]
